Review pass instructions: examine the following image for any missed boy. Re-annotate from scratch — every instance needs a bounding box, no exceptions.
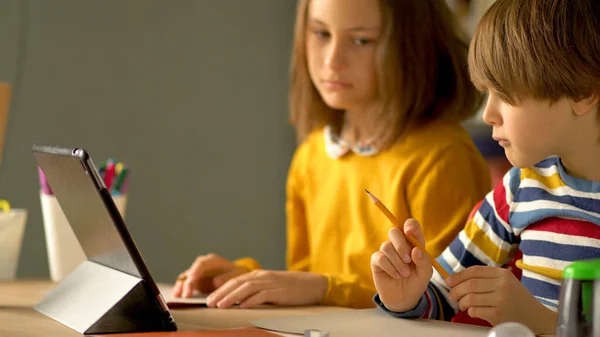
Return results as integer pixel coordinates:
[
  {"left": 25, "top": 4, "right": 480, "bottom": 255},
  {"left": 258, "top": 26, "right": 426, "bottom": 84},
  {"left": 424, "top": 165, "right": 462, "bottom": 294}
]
[{"left": 370, "top": 0, "right": 600, "bottom": 334}]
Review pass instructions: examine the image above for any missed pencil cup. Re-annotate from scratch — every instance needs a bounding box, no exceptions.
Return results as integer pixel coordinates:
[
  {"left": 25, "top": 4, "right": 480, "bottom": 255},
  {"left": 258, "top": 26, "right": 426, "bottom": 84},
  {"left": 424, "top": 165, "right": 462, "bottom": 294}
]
[
  {"left": 0, "top": 209, "right": 27, "bottom": 280},
  {"left": 111, "top": 194, "right": 128, "bottom": 218},
  {"left": 41, "top": 192, "right": 127, "bottom": 282}
]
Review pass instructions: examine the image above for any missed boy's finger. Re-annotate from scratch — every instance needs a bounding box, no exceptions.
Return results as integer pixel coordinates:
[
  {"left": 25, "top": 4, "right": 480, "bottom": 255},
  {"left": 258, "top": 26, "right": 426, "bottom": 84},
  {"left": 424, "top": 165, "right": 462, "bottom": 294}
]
[
  {"left": 371, "top": 251, "right": 402, "bottom": 279},
  {"left": 388, "top": 227, "right": 413, "bottom": 264},
  {"left": 448, "top": 278, "right": 496, "bottom": 302},
  {"left": 410, "top": 247, "right": 430, "bottom": 266},
  {"left": 380, "top": 241, "right": 409, "bottom": 278},
  {"left": 457, "top": 292, "right": 498, "bottom": 312},
  {"left": 411, "top": 247, "right": 434, "bottom": 280},
  {"left": 403, "top": 218, "right": 426, "bottom": 247},
  {"left": 445, "top": 265, "right": 503, "bottom": 287},
  {"left": 467, "top": 306, "right": 498, "bottom": 324}
]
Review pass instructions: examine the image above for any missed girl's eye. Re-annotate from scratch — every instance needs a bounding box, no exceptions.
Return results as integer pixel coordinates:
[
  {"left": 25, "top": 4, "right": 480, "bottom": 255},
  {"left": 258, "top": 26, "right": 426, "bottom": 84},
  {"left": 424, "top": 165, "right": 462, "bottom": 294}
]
[
  {"left": 313, "top": 30, "right": 330, "bottom": 39},
  {"left": 354, "top": 38, "right": 372, "bottom": 46}
]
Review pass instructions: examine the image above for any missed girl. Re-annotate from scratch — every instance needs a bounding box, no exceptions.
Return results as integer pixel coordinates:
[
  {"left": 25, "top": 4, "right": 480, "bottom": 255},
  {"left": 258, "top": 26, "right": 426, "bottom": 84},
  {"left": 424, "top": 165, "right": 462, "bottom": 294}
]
[{"left": 173, "top": 0, "right": 491, "bottom": 309}]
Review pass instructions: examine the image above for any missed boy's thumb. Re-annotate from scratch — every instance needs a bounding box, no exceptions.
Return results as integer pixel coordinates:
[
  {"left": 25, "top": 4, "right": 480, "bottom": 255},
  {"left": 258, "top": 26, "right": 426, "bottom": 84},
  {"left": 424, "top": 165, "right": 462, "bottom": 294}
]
[
  {"left": 404, "top": 218, "right": 426, "bottom": 247},
  {"left": 412, "top": 247, "right": 433, "bottom": 277}
]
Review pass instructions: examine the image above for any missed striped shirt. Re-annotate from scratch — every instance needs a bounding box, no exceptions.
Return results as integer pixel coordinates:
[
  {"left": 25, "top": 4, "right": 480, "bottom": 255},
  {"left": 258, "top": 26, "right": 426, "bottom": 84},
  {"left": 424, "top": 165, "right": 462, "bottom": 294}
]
[{"left": 375, "top": 156, "right": 600, "bottom": 319}]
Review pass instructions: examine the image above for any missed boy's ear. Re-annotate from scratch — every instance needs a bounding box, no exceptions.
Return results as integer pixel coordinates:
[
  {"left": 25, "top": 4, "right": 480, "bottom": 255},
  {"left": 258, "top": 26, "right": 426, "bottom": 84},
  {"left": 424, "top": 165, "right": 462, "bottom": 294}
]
[{"left": 572, "top": 95, "right": 600, "bottom": 116}]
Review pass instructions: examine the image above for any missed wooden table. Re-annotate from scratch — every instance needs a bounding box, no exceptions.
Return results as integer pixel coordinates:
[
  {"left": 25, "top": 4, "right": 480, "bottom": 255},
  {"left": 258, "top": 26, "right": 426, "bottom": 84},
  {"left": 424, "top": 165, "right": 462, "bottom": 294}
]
[{"left": 0, "top": 280, "right": 350, "bottom": 337}]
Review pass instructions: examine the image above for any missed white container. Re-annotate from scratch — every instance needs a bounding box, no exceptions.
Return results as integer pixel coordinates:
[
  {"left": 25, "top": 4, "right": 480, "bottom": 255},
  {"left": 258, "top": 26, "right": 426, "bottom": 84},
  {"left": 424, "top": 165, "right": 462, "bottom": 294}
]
[
  {"left": 0, "top": 209, "right": 27, "bottom": 279},
  {"left": 41, "top": 193, "right": 127, "bottom": 282}
]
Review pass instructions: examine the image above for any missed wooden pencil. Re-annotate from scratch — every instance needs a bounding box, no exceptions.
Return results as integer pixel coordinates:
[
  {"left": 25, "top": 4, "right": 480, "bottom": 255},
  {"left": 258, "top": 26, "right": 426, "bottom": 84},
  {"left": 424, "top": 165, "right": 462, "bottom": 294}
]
[{"left": 365, "top": 189, "right": 449, "bottom": 279}]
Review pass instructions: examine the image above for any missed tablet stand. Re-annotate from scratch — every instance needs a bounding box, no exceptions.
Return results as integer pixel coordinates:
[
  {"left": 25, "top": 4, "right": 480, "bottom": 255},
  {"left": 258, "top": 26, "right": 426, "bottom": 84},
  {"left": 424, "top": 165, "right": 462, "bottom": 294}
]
[{"left": 35, "top": 260, "right": 174, "bottom": 334}]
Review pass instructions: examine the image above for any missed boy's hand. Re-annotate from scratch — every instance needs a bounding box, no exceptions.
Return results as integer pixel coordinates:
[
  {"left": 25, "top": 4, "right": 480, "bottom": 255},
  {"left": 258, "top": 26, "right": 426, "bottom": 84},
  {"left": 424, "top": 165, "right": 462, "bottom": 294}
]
[
  {"left": 446, "top": 266, "right": 558, "bottom": 334},
  {"left": 205, "top": 270, "right": 328, "bottom": 308},
  {"left": 371, "top": 219, "right": 433, "bottom": 312},
  {"left": 173, "top": 253, "right": 250, "bottom": 298}
]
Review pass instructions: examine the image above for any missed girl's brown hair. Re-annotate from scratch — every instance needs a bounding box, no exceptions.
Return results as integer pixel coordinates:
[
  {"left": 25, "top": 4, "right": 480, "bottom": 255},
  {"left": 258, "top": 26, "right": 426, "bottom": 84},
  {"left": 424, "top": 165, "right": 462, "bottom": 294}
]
[
  {"left": 289, "top": 0, "right": 483, "bottom": 148},
  {"left": 469, "top": 0, "right": 600, "bottom": 106}
]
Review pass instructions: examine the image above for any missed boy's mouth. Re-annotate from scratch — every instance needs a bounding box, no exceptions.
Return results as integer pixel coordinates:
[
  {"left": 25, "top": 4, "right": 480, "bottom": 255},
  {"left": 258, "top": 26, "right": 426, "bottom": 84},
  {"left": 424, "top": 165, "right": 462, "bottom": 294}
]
[{"left": 493, "top": 136, "right": 510, "bottom": 147}]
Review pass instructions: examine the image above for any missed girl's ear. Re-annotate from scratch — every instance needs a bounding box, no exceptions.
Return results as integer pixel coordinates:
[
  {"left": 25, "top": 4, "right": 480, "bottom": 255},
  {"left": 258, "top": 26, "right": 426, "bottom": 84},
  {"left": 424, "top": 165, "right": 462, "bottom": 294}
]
[{"left": 572, "top": 95, "right": 600, "bottom": 116}]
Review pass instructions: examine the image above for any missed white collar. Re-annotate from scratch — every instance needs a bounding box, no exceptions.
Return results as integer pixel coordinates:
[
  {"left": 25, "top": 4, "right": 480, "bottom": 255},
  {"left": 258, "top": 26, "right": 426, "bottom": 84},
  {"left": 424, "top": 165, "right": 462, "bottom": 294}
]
[{"left": 324, "top": 125, "right": 379, "bottom": 159}]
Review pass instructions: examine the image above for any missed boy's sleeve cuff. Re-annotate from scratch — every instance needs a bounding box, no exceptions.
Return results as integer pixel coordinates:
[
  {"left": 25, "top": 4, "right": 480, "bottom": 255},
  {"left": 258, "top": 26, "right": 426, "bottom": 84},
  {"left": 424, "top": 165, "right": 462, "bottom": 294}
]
[{"left": 373, "top": 293, "right": 428, "bottom": 318}]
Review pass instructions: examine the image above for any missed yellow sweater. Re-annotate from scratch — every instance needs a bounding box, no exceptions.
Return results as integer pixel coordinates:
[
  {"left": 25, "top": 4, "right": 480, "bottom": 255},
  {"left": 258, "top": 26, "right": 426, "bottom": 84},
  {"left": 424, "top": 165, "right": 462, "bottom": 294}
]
[{"left": 238, "top": 122, "right": 491, "bottom": 308}]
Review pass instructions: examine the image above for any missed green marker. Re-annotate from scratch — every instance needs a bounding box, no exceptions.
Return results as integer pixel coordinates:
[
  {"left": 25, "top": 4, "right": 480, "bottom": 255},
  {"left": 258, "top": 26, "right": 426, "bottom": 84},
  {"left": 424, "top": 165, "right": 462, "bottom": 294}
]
[
  {"left": 113, "top": 167, "right": 129, "bottom": 193},
  {"left": 557, "top": 258, "right": 600, "bottom": 337}
]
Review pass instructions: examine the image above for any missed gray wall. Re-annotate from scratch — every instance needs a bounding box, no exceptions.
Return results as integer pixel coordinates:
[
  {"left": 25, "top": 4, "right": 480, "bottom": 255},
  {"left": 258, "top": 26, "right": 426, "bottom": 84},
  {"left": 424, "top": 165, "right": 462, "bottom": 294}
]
[
  {"left": 0, "top": 0, "right": 297, "bottom": 282},
  {"left": 0, "top": 0, "right": 19, "bottom": 81}
]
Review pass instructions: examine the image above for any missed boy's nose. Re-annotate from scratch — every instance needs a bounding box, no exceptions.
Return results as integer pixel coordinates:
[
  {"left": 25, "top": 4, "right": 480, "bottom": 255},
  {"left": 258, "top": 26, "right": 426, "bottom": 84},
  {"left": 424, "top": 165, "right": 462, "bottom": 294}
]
[{"left": 482, "top": 95, "right": 502, "bottom": 127}]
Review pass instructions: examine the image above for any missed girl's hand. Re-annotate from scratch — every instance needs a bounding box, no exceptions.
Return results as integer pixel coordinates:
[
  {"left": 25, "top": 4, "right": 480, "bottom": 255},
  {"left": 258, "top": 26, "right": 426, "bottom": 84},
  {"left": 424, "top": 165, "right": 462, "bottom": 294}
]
[
  {"left": 446, "top": 266, "right": 558, "bottom": 334},
  {"left": 172, "top": 253, "right": 250, "bottom": 298},
  {"left": 371, "top": 219, "right": 433, "bottom": 312},
  {"left": 205, "top": 270, "right": 328, "bottom": 309}
]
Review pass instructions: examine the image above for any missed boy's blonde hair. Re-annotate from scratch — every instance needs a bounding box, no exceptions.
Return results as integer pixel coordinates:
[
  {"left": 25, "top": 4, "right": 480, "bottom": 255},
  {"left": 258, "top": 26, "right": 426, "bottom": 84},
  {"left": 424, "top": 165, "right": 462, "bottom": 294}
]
[
  {"left": 469, "top": 0, "right": 600, "bottom": 107},
  {"left": 289, "top": 0, "right": 483, "bottom": 148}
]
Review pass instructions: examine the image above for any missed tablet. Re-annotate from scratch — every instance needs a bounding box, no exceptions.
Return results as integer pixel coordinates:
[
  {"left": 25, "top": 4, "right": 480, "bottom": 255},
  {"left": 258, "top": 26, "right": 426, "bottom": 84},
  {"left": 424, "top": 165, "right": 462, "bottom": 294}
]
[{"left": 33, "top": 145, "right": 177, "bottom": 333}]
